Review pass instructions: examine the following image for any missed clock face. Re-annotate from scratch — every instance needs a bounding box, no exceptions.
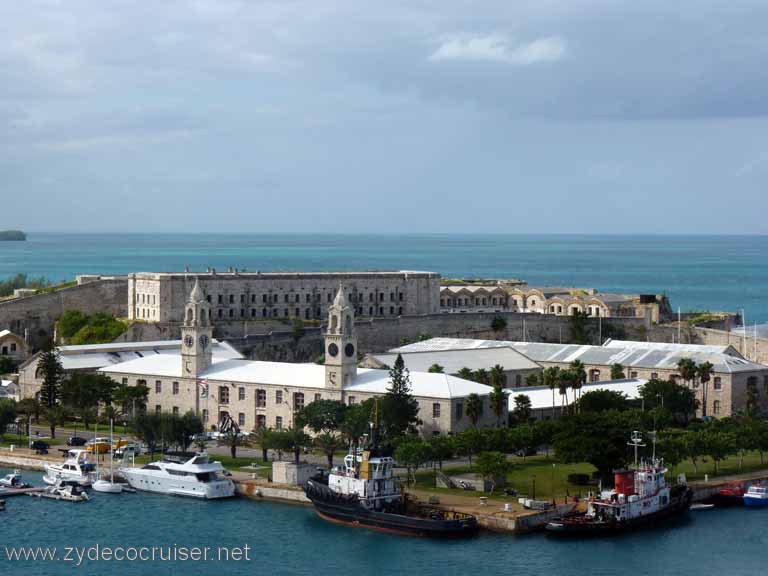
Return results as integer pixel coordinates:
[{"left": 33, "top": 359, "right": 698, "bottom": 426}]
[
  {"left": 344, "top": 343, "right": 355, "bottom": 358},
  {"left": 199, "top": 335, "right": 210, "bottom": 349},
  {"left": 328, "top": 343, "right": 339, "bottom": 357},
  {"left": 184, "top": 335, "right": 194, "bottom": 348}
]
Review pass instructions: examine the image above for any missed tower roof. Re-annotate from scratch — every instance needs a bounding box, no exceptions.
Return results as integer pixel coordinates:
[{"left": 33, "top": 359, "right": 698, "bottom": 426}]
[
  {"left": 332, "top": 283, "right": 347, "bottom": 308},
  {"left": 189, "top": 278, "right": 205, "bottom": 303}
]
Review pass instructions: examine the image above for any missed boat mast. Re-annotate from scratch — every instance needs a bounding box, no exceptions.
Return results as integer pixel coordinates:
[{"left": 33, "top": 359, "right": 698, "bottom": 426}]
[
  {"left": 627, "top": 431, "right": 645, "bottom": 467},
  {"left": 109, "top": 419, "right": 114, "bottom": 483}
]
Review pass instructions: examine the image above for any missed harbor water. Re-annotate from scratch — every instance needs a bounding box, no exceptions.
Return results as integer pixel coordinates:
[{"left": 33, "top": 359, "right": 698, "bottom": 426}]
[
  {"left": 1, "top": 469, "right": 766, "bottom": 576},
  {"left": 1, "top": 233, "right": 768, "bottom": 322}
]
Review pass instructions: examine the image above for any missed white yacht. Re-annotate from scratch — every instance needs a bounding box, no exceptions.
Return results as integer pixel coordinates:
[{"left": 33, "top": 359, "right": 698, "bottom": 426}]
[
  {"left": 120, "top": 452, "right": 234, "bottom": 499},
  {"left": 43, "top": 449, "right": 97, "bottom": 486}
]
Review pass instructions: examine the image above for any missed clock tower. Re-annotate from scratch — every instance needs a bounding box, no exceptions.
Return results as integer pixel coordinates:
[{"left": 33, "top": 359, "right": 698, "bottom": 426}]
[
  {"left": 181, "top": 278, "right": 213, "bottom": 379},
  {"left": 324, "top": 284, "right": 357, "bottom": 390}
]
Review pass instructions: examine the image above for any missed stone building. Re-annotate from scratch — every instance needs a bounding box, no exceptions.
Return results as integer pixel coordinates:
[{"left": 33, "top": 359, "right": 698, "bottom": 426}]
[
  {"left": 17, "top": 339, "right": 243, "bottom": 400},
  {"left": 103, "top": 282, "right": 503, "bottom": 435},
  {"left": 391, "top": 337, "right": 768, "bottom": 418},
  {"left": 363, "top": 347, "right": 542, "bottom": 388},
  {"left": 129, "top": 270, "right": 441, "bottom": 323},
  {"left": 438, "top": 283, "right": 671, "bottom": 322},
  {"left": 0, "top": 329, "right": 27, "bottom": 366}
]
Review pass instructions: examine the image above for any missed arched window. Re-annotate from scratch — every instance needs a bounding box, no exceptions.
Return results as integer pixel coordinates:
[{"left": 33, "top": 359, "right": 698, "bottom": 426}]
[
  {"left": 330, "top": 314, "right": 338, "bottom": 333},
  {"left": 187, "top": 308, "right": 194, "bottom": 322},
  {"left": 345, "top": 314, "right": 352, "bottom": 334}
]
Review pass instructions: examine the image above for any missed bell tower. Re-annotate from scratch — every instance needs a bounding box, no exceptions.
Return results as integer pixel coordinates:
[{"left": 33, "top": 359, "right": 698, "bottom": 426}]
[
  {"left": 181, "top": 278, "right": 213, "bottom": 378},
  {"left": 324, "top": 284, "right": 357, "bottom": 390}
]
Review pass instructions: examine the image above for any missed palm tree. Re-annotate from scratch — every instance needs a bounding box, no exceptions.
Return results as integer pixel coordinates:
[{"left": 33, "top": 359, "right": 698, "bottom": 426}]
[
  {"left": 610, "top": 363, "right": 625, "bottom": 380},
  {"left": 697, "top": 361, "right": 714, "bottom": 418},
  {"left": 314, "top": 432, "right": 344, "bottom": 468},
  {"left": 676, "top": 358, "right": 697, "bottom": 388},
  {"left": 457, "top": 367, "right": 474, "bottom": 381},
  {"left": 465, "top": 393, "right": 483, "bottom": 427},
  {"left": 489, "top": 382, "right": 508, "bottom": 427},
  {"left": 489, "top": 364, "right": 507, "bottom": 388},
  {"left": 473, "top": 368, "right": 490, "bottom": 385},
  {"left": 428, "top": 363, "right": 444, "bottom": 374},
  {"left": 557, "top": 369, "right": 572, "bottom": 416},
  {"left": 543, "top": 367, "right": 560, "bottom": 418},
  {"left": 570, "top": 360, "right": 587, "bottom": 409}
]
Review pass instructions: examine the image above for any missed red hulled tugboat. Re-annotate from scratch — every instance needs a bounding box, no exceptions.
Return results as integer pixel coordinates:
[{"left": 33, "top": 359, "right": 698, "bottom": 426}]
[
  {"left": 304, "top": 446, "right": 477, "bottom": 538},
  {"left": 546, "top": 431, "right": 692, "bottom": 536}
]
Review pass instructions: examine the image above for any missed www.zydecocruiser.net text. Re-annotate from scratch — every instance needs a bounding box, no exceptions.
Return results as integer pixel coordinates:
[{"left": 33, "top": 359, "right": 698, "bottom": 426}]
[{"left": 4, "top": 544, "right": 251, "bottom": 566}]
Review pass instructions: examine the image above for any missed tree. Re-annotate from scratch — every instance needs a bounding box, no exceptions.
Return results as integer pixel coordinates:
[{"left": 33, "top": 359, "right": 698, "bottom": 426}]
[
  {"left": 315, "top": 432, "right": 344, "bottom": 468},
  {"left": 15, "top": 397, "right": 42, "bottom": 424},
  {"left": 491, "top": 316, "right": 507, "bottom": 333},
  {"left": 465, "top": 393, "right": 483, "bottom": 427},
  {"left": 512, "top": 394, "right": 533, "bottom": 424},
  {"left": 58, "top": 310, "right": 90, "bottom": 340},
  {"left": 568, "top": 310, "right": 589, "bottom": 344},
  {"left": 639, "top": 379, "right": 697, "bottom": 426},
  {"left": 113, "top": 381, "right": 149, "bottom": 418},
  {"left": 570, "top": 360, "right": 587, "bottom": 409},
  {"left": 45, "top": 405, "right": 69, "bottom": 439},
  {"left": 702, "top": 428, "right": 736, "bottom": 475},
  {"left": 455, "top": 427, "right": 486, "bottom": 469},
  {"left": 543, "top": 366, "right": 560, "bottom": 418},
  {"left": 490, "top": 365, "right": 507, "bottom": 388},
  {"left": 578, "top": 389, "right": 630, "bottom": 413},
  {"left": 746, "top": 379, "right": 760, "bottom": 418},
  {"left": 525, "top": 373, "right": 540, "bottom": 387},
  {"left": 554, "top": 410, "right": 641, "bottom": 484},
  {"left": 489, "top": 381, "right": 508, "bottom": 427},
  {"left": 428, "top": 364, "right": 444, "bottom": 374},
  {"left": 0, "top": 398, "right": 16, "bottom": 435},
  {"left": 557, "top": 369, "right": 573, "bottom": 415},
  {"left": 381, "top": 354, "right": 420, "bottom": 438},
  {"left": 222, "top": 429, "right": 246, "bottom": 459},
  {"left": 394, "top": 437, "right": 433, "bottom": 485},
  {"left": 657, "top": 430, "right": 688, "bottom": 473},
  {"left": 473, "top": 368, "right": 490, "bottom": 385},
  {"left": 457, "top": 367, "right": 474, "bottom": 381},
  {"left": 132, "top": 412, "right": 162, "bottom": 455},
  {"left": 429, "top": 435, "right": 455, "bottom": 470},
  {"left": 697, "top": 362, "right": 714, "bottom": 418},
  {"left": 676, "top": 358, "right": 698, "bottom": 389},
  {"left": 286, "top": 428, "right": 312, "bottom": 465},
  {"left": 340, "top": 399, "right": 375, "bottom": 453},
  {"left": 296, "top": 399, "right": 346, "bottom": 434},
  {"left": 0, "top": 356, "right": 16, "bottom": 374},
  {"left": 61, "top": 373, "right": 111, "bottom": 429},
  {"left": 253, "top": 427, "right": 273, "bottom": 462},
  {"left": 180, "top": 411, "right": 204, "bottom": 451},
  {"left": 475, "top": 451, "right": 511, "bottom": 493},
  {"left": 38, "top": 347, "right": 63, "bottom": 408},
  {"left": 610, "top": 363, "right": 626, "bottom": 380},
  {"left": 684, "top": 428, "right": 707, "bottom": 475}
]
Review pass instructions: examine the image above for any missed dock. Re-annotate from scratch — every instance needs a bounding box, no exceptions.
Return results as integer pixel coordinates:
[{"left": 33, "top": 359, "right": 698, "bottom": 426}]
[{"left": 1, "top": 486, "right": 46, "bottom": 497}]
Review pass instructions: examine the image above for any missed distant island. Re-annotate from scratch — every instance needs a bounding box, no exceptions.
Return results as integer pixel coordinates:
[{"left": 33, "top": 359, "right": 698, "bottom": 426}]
[{"left": 0, "top": 230, "right": 26, "bottom": 241}]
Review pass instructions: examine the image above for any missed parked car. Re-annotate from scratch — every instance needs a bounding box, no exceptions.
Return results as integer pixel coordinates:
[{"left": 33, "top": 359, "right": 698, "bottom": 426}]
[
  {"left": 31, "top": 440, "right": 50, "bottom": 455},
  {"left": 67, "top": 436, "right": 87, "bottom": 447},
  {"left": 114, "top": 443, "right": 142, "bottom": 459},
  {"left": 85, "top": 437, "right": 112, "bottom": 454}
]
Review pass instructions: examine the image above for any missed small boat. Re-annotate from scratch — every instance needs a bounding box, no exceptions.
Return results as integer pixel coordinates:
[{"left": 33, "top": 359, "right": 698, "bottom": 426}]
[
  {"left": 119, "top": 452, "right": 234, "bottom": 499},
  {"left": 546, "top": 432, "right": 692, "bottom": 536},
  {"left": 0, "top": 471, "right": 30, "bottom": 489},
  {"left": 44, "top": 449, "right": 97, "bottom": 486},
  {"left": 709, "top": 484, "right": 746, "bottom": 506},
  {"left": 92, "top": 419, "right": 123, "bottom": 494},
  {"left": 31, "top": 480, "right": 90, "bottom": 502},
  {"left": 304, "top": 448, "right": 478, "bottom": 538},
  {"left": 744, "top": 485, "right": 768, "bottom": 507}
]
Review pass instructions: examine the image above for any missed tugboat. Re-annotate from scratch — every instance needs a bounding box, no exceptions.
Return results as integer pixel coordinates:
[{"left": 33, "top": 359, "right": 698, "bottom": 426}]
[
  {"left": 304, "top": 447, "right": 477, "bottom": 538},
  {"left": 546, "top": 431, "right": 692, "bottom": 536}
]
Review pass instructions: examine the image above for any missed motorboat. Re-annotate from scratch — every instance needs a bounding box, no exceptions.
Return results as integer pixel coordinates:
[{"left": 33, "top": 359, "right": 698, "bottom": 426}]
[
  {"left": 119, "top": 452, "right": 234, "bottom": 499},
  {"left": 744, "top": 485, "right": 768, "bottom": 507},
  {"left": 43, "top": 449, "right": 96, "bottom": 486},
  {"left": 0, "top": 471, "right": 30, "bottom": 489},
  {"left": 32, "top": 479, "right": 90, "bottom": 502}
]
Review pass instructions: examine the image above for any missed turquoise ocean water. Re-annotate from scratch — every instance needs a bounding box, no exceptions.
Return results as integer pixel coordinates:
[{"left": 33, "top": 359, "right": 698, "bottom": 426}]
[
  {"left": 0, "top": 233, "right": 766, "bottom": 322},
  {"left": 1, "top": 468, "right": 766, "bottom": 576}
]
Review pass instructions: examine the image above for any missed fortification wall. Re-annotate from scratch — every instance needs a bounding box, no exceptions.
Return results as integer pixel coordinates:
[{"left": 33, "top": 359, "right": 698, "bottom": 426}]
[{"left": 0, "top": 279, "right": 128, "bottom": 348}]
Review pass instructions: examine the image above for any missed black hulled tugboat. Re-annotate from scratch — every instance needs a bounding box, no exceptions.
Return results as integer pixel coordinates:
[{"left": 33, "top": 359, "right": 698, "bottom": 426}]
[
  {"left": 546, "top": 431, "right": 692, "bottom": 536},
  {"left": 304, "top": 446, "right": 477, "bottom": 538}
]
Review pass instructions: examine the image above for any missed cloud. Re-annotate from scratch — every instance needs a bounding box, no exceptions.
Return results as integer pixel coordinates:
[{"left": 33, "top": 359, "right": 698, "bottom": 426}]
[{"left": 428, "top": 33, "right": 565, "bottom": 65}]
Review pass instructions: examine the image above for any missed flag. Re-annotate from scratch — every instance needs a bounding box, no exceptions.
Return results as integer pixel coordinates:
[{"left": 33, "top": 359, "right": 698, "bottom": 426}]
[{"left": 197, "top": 379, "right": 209, "bottom": 399}]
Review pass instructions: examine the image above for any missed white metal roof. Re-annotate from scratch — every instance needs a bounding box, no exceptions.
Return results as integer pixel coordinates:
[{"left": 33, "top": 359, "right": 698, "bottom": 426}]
[
  {"left": 100, "top": 357, "right": 495, "bottom": 400},
  {"left": 370, "top": 347, "right": 541, "bottom": 373},
  {"left": 55, "top": 340, "right": 242, "bottom": 371},
  {"left": 391, "top": 337, "right": 767, "bottom": 374},
  {"left": 602, "top": 339, "right": 740, "bottom": 356},
  {"left": 508, "top": 378, "right": 647, "bottom": 411}
]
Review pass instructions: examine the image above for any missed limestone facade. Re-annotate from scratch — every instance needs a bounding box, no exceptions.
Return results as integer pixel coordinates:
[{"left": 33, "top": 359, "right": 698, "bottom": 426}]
[{"left": 128, "top": 270, "right": 441, "bottom": 323}]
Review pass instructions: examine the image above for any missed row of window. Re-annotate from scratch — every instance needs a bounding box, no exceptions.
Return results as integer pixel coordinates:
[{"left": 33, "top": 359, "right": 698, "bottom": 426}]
[
  {"left": 0, "top": 342, "right": 18, "bottom": 355},
  {"left": 209, "top": 291, "right": 406, "bottom": 305},
  {"left": 441, "top": 297, "right": 508, "bottom": 307}
]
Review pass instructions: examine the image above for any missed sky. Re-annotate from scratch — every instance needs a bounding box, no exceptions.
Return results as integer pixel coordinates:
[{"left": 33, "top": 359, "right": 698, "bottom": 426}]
[{"left": 2, "top": 0, "right": 768, "bottom": 234}]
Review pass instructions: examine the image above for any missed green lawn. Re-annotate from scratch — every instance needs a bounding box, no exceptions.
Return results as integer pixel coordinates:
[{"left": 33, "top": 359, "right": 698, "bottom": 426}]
[
  {"left": 0, "top": 433, "right": 67, "bottom": 448},
  {"left": 411, "top": 451, "right": 768, "bottom": 501}
]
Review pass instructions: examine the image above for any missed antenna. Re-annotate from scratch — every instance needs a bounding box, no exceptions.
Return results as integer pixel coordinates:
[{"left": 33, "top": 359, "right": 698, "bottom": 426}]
[{"left": 627, "top": 430, "right": 646, "bottom": 467}]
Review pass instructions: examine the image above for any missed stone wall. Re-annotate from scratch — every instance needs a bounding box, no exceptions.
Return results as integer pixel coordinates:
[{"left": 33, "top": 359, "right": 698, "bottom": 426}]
[
  {"left": 0, "top": 279, "right": 128, "bottom": 349},
  {"left": 690, "top": 327, "right": 768, "bottom": 365}
]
